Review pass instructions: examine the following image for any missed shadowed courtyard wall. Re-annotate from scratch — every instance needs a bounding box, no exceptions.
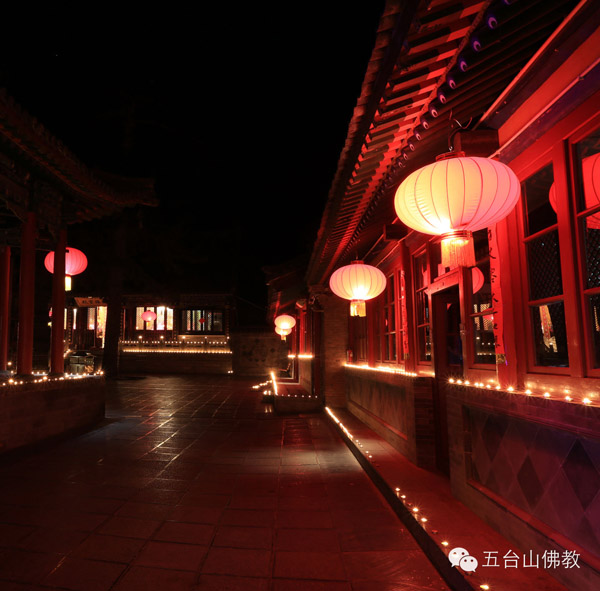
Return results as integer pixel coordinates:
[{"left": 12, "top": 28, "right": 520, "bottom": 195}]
[{"left": 0, "top": 377, "right": 105, "bottom": 454}]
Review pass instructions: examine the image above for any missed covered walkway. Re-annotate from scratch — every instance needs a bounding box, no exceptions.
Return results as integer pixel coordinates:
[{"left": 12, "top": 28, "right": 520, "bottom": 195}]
[{"left": 0, "top": 376, "right": 447, "bottom": 591}]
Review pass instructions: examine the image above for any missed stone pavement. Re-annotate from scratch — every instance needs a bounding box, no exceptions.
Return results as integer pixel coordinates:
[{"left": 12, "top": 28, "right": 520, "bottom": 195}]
[
  {"left": 325, "top": 407, "right": 573, "bottom": 591},
  {"left": 0, "top": 375, "right": 449, "bottom": 591}
]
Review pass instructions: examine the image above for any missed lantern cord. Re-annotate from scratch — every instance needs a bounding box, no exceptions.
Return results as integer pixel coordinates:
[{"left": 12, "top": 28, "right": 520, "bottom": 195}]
[{"left": 447, "top": 114, "right": 473, "bottom": 152}]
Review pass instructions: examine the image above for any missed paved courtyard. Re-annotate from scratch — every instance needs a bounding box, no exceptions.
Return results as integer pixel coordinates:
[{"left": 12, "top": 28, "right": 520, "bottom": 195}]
[{"left": 0, "top": 375, "right": 448, "bottom": 590}]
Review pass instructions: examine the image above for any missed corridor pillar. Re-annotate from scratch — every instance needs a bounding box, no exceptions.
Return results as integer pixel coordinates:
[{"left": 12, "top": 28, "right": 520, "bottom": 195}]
[
  {"left": 316, "top": 292, "right": 349, "bottom": 408},
  {"left": 0, "top": 245, "right": 11, "bottom": 371},
  {"left": 17, "top": 212, "right": 37, "bottom": 376},
  {"left": 50, "top": 228, "right": 67, "bottom": 374}
]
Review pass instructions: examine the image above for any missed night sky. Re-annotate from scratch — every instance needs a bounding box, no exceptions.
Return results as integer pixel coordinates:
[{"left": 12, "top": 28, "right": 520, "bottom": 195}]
[{"left": 1, "top": 4, "right": 384, "bottom": 322}]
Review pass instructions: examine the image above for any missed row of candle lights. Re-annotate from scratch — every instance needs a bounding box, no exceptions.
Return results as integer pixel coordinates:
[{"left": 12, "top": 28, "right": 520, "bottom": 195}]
[
  {"left": 122, "top": 338, "right": 229, "bottom": 345},
  {"left": 325, "top": 405, "right": 492, "bottom": 591},
  {"left": 448, "top": 377, "right": 597, "bottom": 407},
  {"left": 1, "top": 371, "right": 104, "bottom": 386},
  {"left": 345, "top": 363, "right": 418, "bottom": 377},
  {"left": 343, "top": 363, "right": 597, "bottom": 407},
  {"left": 252, "top": 375, "right": 318, "bottom": 399},
  {"left": 120, "top": 348, "right": 232, "bottom": 354}
]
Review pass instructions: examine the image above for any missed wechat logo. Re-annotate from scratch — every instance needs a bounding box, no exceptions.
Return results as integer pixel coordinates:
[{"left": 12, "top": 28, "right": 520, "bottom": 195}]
[{"left": 448, "top": 547, "right": 478, "bottom": 573}]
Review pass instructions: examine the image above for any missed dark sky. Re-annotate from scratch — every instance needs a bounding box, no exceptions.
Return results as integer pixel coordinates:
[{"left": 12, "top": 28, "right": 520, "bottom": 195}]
[{"left": 1, "top": 3, "right": 384, "bottom": 316}]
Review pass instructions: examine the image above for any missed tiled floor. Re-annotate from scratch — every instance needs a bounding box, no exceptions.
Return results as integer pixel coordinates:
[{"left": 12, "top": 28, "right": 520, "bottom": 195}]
[{"left": 0, "top": 375, "right": 448, "bottom": 590}]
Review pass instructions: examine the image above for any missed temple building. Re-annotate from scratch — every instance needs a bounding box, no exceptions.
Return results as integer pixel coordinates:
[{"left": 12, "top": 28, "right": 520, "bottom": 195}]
[
  {"left": 268, "top": 1, "right": 600, "bottom": 588},
  {"left": 0, "top": 89, "right": 156, "bottom": 451},
  {"left": 65, "top": 292, "right": 236, "bottom": 375}
]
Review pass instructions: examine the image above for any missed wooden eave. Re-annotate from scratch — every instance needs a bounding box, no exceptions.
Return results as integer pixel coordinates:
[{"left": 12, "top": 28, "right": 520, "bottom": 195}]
[
  {"left": 0, "top": 89, "right": 158, "bottom": 225},
  {"left": 306, "top": 0, "right": 581, "bottom": 288}
]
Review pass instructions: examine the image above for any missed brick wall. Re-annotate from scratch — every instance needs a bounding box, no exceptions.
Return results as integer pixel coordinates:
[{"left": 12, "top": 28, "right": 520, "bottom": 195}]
[
  {"left": 345, "top": 366, "right": 436, "bottom": 468},
  {"left": 447, "top": 384, "right": 600, "bottom": 590},
  {"left": 0, "top": 377, "right": 105, "bottom": 454},
  {"left": 319, "top": 294, "right": 349, "bottom": 408},
  {"left": 298, "top": 357, "right": 313, "bottom": 394},
  {"left": 230, "top": 331, "right": 286, "bottom": 377}
]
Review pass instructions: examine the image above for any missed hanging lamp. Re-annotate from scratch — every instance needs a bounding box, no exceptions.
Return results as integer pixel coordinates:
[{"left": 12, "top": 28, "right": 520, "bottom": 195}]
[
  {"left": 394, "top": 153, "right": 520, "bottom": 268},
  {"left": 549, "top": 152, "right": 600, "bottom": 229},
  {"left": 274, "top": 314, "right": 296, "bottom": 331},
  {"left": 329, "top": 260, "right": 386, "bottom": 317},
  {"left": 44, "top": 247, "right": 88, "bottom": 291},
  {"left": 142, "top": 310, "right": 157, "bottom": 323}
]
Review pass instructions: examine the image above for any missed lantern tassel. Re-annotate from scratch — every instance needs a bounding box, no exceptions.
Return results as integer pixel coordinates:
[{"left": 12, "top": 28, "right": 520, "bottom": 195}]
[
  {"left": 440, "top": 231, "right": 476, "bottom": 268},
  {"left": 350, "top": 300, "right": 366, "bottom": 317}
]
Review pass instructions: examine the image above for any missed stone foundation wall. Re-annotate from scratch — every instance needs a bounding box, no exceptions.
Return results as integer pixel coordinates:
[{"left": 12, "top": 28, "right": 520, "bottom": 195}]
[
  {"left": 447, "top": 384, "right": 600, "bottom": 590},
  {"left": 344, "top": 367, "right": 436, "bottom": 468},
  {"left": 0, "top": 377, "right": 105, "bottom": 454},
  {"left": 298, "top": 357, "right": 313, "bottom": 394},
  {"left": 230, "top": 331, "right": 286, "bottom": 377},
  {"left": 319, "top": 294, "right": 349, "bottom": 408}
]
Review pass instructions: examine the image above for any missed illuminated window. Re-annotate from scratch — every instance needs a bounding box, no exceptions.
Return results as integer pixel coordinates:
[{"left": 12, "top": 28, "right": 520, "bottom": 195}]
[
  {"left": 399, "top": 271, "right": 409, "bottom": 361},
  {"left": 157, "top": 306, "right": 165, "bottom": 330},
  {"left": 471, "top": 231, "right": 494, "bottom": 365},
  {"left": 383, "top": 273, "right": 397, "bottom": 362},
  {"left": 414, "top": 252, "right": 431, "bottom": 362},
  {"left": 88, "top": 308, "right": 96, "bottom": 331},
  {"left": 181, "top": 309, "right": 224, "bottom": 333},
  {"left": 522, "top": 165, "right": 569, "bottom": 367},
  {"left": 96, "top": 306, "right": 107, "bottom": 346},
  {"left": 575, "top": 128, "right": 600, "bottom": 368},
  {"left": 135, "top": 307, "right": 144, "bottom": 330}
]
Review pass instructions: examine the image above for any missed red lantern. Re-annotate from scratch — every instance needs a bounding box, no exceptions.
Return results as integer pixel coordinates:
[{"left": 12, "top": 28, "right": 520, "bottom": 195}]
[
  {"left": 549, "top": 153, "right": 600, "bottom": 229},
  {"left": 44, "top": 247, "right": 88, "bottom": 291},
  {"left": 395, "top": 155, "right": 520, "bottom": 267},
  {"left": 472, "top": 267, "right": 484, "bottom": 294},
  {"left": 274, "top": 314, "right": 296, "bottom": 331},
  {"left": 142, "top": 310, "right": 157, "bottom": 323},
  {"left": 329, "top": 260, "right": 386, "bottom": 317}
]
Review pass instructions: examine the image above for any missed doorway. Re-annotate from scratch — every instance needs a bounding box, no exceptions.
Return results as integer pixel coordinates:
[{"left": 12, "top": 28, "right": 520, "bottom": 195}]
[{"left": 432, "top": 284, "right": 463, "bottom": 475}]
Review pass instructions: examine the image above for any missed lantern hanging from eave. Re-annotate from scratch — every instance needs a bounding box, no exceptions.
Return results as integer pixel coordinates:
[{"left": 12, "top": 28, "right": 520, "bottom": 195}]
[
  {"left": 142, "top": 310, "right": 157, "bottom": 323},
  {"left": 472, "top": 266, "right": 484, "bottom": 294},
  {"left": 44, "top": 247, "right": 88, "bottom": 291},
  {"left": 274, "top": 314, "right": 296, "bottom": 331},
  {"left": 549, "top": 152, "right": 600, "bottom": 229},
  {"left": 275, "top": 326, "right": 292, "bottom": 341},
  {"left": 394, "top": 154, "right": 520, "bottom": 268},
  {"left": 329, "top": 260, "right": 386, "bottom": 317}
]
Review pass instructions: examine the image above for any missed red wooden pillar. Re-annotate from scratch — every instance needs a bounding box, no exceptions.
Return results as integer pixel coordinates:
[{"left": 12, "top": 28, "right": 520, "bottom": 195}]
[
  {"left": 0, "top": 245, "right": 11, "bottom": 371},
  {"left": 50, "top": 229, "right": 67, "bottom": 374},
  {"left": 17, "top": 212, "right": 37, "bottom": 376}
]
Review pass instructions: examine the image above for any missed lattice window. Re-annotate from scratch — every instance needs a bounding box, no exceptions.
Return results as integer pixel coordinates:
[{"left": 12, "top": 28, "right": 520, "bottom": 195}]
[
  {"left": 383, "top": 273, "right": 397, "bottom": 362},
  {"left": 521, "top": 165, "right": 569, "bottom": 368},
  {"left": 181, "top": 309, "right": 224, "bottom": 334},
  {"left": 414, "top": 252, "right": 431, "bottom": 362},
  {"left": 575, "top": 128, "right": 600, "bottom": 368},
  {"left": 527, "top": 230, "right": 563, "bottom": 300},
  {"left": 584, "top": 224, "right": 600, "bottom": 289}
]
